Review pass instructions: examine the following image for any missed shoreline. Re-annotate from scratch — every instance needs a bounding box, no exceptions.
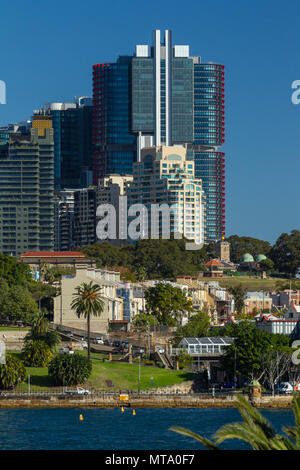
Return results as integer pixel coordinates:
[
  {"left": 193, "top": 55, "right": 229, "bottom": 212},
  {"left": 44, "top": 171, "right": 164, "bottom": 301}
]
[{"left": 0, "top": 394, "right": 294, "bottom": 409}]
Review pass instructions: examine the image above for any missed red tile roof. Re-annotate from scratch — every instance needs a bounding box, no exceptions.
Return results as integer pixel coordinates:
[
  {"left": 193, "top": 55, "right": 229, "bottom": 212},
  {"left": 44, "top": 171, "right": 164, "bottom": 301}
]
[
  {"left": 204, "top": 259, "right": 223, "bottom": 267},
  {"left": 20, "top": 251, "right": 86, "bottom": 258}
]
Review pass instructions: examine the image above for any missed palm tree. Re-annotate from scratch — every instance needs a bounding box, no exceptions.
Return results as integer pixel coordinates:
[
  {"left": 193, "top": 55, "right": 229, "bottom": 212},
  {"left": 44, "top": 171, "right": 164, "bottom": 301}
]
[
  {"left": 170, "top": 394, "right": 300, "bottom": 450},
  {"left": 31, "top": 311, "right": 49, "bottom": 335},
  {"left": 71, "top": 281, "right": 105, "bottom": 361},
  {"left": 26, "top": 311, "right": 60, "bottom": 351}
]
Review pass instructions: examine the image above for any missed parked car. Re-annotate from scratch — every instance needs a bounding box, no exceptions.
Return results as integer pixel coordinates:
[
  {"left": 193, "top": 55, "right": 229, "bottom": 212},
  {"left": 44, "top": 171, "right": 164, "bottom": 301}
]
[
  {"left": 58, "top": 347, "right": 74, "bottom": 355},
  {"left": 220, "top": 382, "right": 237, "bottom": 390},
  {"left": 95, "top": 337, "right": 104, "bottom": 344},
  {"left": 81, "top": 341, "right": 88, "bottom": 349},
  {"left": 113, "top": 340, "right": 121, "bottom": 348},
  {"left": 64, "top": 330, "right": 73, "bottom": 338},
  {"left": 65, "top": 387, "right": 91, "bottom": 395},
  {"left": 276, "top": 382, "right": 293, "bottom": 394},
  {"left": 155, "top": 346, "right": 165, "bottom": 354}
]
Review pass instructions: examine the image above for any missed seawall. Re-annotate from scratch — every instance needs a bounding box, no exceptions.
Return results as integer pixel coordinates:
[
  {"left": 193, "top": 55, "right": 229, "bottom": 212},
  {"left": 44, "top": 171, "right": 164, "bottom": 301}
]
[{"left": 0, "top": 394, "right": 294, "bottom": 409}]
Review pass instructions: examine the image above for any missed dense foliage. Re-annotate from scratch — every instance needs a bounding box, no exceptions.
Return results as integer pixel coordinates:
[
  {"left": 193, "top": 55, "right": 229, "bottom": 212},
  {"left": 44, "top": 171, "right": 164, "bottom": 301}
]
[
  {"left": 22, "top": 340, "right": 54, "bottom": 367},
  {"left": 219, "top": 321, "right": 290, "bottom": 381},
  {"left": 225, "top": 235, "right": 272, "bottom": 264},
  {"left": 80, "top": 230, "right": 300, "bottom": 279},
  {"left": 0, "top": 279, "right": 39, "bottom": 323},
  {"left": 0, "top": 255, "right": 32, "bottom": 285},
  {"left": 144, "top": 282, "right": 193, "bottom": 326},
  {"left": 269, "top": 230, "right": 300, "bottom": 277},
  {"left": 25, "top": 312, "right": 60, "bottom": 350},
  {"left": 80, "top": 239, "right": 210, "bottom": 280},
  {"left": 177, "top": 351, "right": 193, "bottom": 369},
  {"left": 48, "top": 353, "right": 92, "bottom": 386},
  {"left": 0, "top": 353, "right": 26, "bottom": 389}
]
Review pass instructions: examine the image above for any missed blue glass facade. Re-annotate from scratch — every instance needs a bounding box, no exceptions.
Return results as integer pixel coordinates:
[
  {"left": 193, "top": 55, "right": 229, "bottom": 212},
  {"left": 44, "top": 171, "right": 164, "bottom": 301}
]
[
  {"left": 171, "top": 58, "right": 194, "bottom": 143},
  {"left": 92, "top": 30, "right": 225, "bottom": 241},
  {"left": 93, "top": 58, "right": 136, "bottom": 182}
]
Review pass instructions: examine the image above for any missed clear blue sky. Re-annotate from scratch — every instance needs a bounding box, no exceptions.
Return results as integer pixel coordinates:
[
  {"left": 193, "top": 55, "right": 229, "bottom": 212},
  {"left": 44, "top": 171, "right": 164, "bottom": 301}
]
[{"left": 0, "top": 0, "right": 299, "bottom": 244}]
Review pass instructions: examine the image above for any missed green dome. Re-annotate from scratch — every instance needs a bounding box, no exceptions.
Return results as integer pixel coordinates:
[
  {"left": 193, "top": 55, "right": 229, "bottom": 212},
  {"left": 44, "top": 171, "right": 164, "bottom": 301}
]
[
  {"left": 241, "top": 253, "right": 254, "bottom": 263},
  {"left": 249, "top": 380, "right": 261, "bottom": 387},
  {"left": 256, "top": 254, "right": 267, "bottom": 262}
]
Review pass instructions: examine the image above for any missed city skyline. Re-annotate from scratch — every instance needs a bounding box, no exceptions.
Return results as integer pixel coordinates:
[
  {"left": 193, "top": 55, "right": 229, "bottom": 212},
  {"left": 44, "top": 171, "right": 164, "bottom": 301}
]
[{"left": 0, "top": 0, "right": 299, "bottom": 244}]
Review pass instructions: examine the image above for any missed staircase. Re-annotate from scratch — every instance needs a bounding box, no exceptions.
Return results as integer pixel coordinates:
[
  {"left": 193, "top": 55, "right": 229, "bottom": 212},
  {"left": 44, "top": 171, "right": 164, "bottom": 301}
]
[{"left": 155, "top": 351, "right": 174, "bottom": 369}]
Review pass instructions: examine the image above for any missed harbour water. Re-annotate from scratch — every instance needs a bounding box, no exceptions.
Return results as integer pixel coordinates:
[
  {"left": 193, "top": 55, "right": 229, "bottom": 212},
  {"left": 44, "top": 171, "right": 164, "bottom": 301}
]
[{"left": 0, "top": 407, "right": 295, "bottom": 450}]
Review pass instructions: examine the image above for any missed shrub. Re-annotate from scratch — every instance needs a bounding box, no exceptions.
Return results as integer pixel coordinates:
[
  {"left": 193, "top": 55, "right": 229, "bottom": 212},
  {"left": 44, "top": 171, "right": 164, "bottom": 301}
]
[
  {"left": 23, "top": 340, "right": 54, "bottom": 367},
  {"left": 0, "top": 353, "right": 26, "bottom": 389},
  {"left": 48, "top": 353, "right": 92, "bottom": 386},
  {"left": 177, "top": 351, "right": 193, "bottom": 369}
]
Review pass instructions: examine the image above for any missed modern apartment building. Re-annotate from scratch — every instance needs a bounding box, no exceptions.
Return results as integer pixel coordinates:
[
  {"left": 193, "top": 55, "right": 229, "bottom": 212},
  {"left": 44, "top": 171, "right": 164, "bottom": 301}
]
[
  {"left": 33, "top": 97, "right": 93, "bottom": 189},
  {"left": 73, "top": 188, "right": 97, "bottom": 248},
  {"left": 54, "top": 189, "right": 75, "bottom": 251},
  {"left": 96, "top": 175, "right": 133, "bottom": 246},
  {"left": 0, "top": 126, "right": 54, "bottom": 257},
  {"left": 127, "top": 146, "right": 205, "bottom": 245},
  {"left": 73, "top": 175, "right": 133, "bottom": 248},
  {"left": 92, "top": 29, "right": 225, "bottom": 241}
]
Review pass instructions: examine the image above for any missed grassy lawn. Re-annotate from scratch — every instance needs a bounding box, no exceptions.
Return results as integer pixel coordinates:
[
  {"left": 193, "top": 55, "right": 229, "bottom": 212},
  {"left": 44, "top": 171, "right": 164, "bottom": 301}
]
[
  {"left": 218, "top": 276, "right": 285, "bottom": 291},
  {"left": 8, "top": 351, "right": 195, "bottom": 392},
  {"left": 85, "top": 361, "right": 195, "bottom": 391}
]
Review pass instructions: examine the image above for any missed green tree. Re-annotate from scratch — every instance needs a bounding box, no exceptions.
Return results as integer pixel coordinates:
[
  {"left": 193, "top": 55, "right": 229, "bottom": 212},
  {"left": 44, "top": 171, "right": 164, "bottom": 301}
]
[
  {"left": 27, "top": 281, "right": 58, "bottom": 316},
  {"left": 0, "top": 255, "right": 32, "bottom": 285},
  {"left": 177, "top": 351, "right": 193, "bottom": 369},
  {"left": 145, "top": 282, "right": 193, "bottom": 326},
  {"left": 270, "top": 230, "right": 300, "bottom": 277},
  {"left": 81, "top": 238, "right": 208, "bottom": 280},
  {"left": 173, "top": 312, "right": 211, "bottom": 346},
  {"left": 258, "top": 258, "right": 274, "bottom": 272},
  {"left": 71, "top": 281, "right": 105, "bottom": 360},
  {"left": 48, "top": 353, "right": 92, "bottom": 386},
  {"left": 134, "top": 266, "right": 147, "bottom": 282},
  {"left": 0, "top": 353, "right": 26, "bottom": 389},
  {"left": 25, "top": 311, "right": 60, "bottom": 351},
  {"left": 0, "top": 285, "right": 39, "bottom": 323},
  {"left": 170, "top": 394, "right": 300, "bottom": 450},
  {"left": 220, "top": 321, "right": 290, "bottom": 381},
  {"left": 228, "top": 284, "right": 247, "bottom": 315},
  {"left": 22, "top": 340, "right": 54, "bottom": 367},
  {"left": 132, "top": 313, "right": 158, "bottom": 327}
]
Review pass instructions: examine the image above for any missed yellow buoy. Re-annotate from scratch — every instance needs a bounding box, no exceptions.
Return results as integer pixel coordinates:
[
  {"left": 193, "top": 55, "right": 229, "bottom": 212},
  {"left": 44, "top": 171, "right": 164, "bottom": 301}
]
[
  {"left": 79, "top": 414, "right": 83, "bottom": 421},
  {"left": 133, "top": 409, "right": 136, "bottom": 416},
  {"left": 121, "top": 406, "right": 124, "bottom": 412}
]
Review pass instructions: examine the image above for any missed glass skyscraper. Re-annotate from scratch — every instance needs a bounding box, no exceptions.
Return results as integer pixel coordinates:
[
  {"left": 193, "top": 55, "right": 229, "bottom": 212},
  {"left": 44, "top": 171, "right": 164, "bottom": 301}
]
[
  {"left": 92, "top": 29, "right": 225, "bottom": 241},
  {"left": 33, "top": 98, "right": 93, "bottom": 189}
]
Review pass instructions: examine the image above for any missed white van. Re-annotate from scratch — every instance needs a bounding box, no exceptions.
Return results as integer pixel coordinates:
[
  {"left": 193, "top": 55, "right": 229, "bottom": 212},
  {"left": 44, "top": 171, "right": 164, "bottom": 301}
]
[{"left": 277, "top": 382, "right": 293, "bottom": 394}]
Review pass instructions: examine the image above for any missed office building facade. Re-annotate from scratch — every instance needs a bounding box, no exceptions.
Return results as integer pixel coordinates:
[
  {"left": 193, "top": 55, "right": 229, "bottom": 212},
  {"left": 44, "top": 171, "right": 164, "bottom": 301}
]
[
  {"left": 92, "top": 30, "right": 225, "bottom": 241},
  {"left": 54, "top": 189, "right": 75, "bottom": 251},
  {"left": 33, "top": 97, "right": 93, "bottom": 189}
]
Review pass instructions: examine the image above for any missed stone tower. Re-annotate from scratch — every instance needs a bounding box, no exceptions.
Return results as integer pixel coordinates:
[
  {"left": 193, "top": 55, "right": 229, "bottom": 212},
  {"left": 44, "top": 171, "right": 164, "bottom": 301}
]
[{"left": 217, "top": 239, "right": 230, "bottom": 262}]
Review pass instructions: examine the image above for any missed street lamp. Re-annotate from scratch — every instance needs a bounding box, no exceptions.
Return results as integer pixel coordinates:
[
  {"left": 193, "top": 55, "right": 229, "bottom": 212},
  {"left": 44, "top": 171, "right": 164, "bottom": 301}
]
[
  {"left": 233, "top": 347, "right": 237, "bottom": 390},
  {"left": 138, "top": 349, "right": 143, "bottom": 394}
]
